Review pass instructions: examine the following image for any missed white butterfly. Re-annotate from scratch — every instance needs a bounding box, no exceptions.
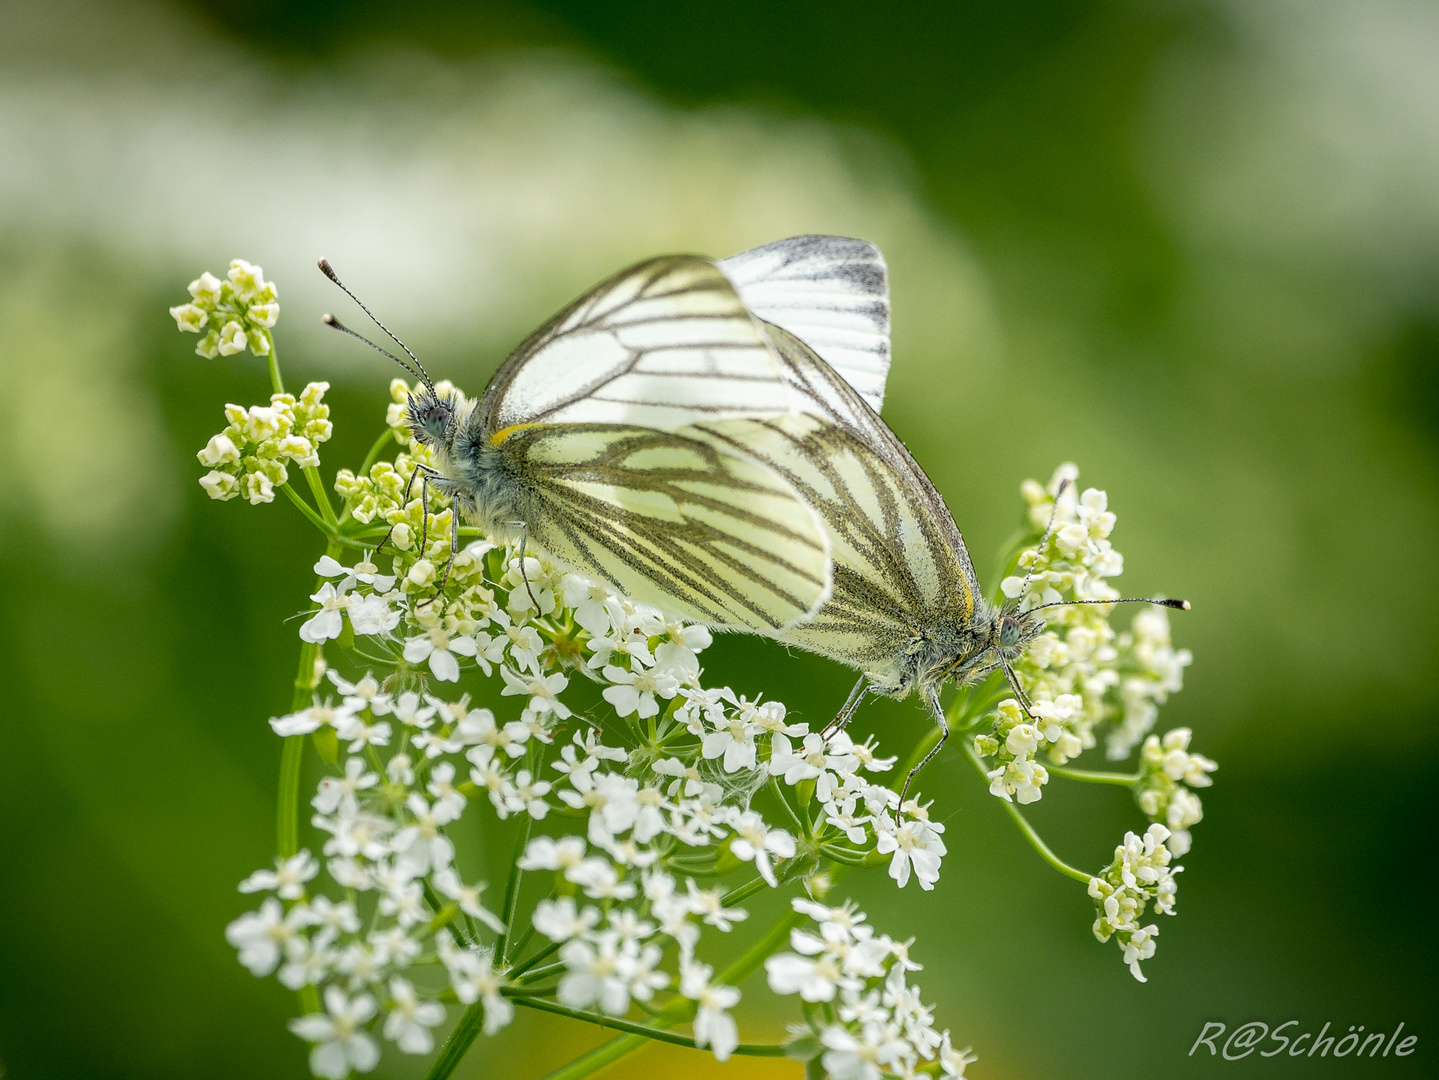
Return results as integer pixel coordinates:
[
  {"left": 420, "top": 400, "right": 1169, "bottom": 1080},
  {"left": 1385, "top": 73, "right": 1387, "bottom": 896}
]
[{"left": 331, "top": 237, "right": 885, "bottom": 633}]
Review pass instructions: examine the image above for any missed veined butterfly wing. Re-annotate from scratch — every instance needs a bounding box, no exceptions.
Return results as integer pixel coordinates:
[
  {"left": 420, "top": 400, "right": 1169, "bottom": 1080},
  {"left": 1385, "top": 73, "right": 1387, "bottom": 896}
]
[
  {"left": 489, "top": 422, "right": 832, "bottom": 630},
  {"left": 691, "top": 322, "right": 978, "bottom": 688},
  {"left": 717, "top": 235, "right": 891, "bottom": 413},
  {"left": 473, "top": 255, "right": 832, "bottom": 631},
  {"left": 481, "top": 255, "right": 803, "bottom": 431}
]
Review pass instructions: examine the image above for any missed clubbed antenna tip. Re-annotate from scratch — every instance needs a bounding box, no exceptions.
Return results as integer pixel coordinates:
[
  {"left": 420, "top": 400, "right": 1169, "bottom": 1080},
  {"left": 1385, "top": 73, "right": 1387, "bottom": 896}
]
[{"left": 1162, "top": 598, "right": 1191, "bottom": 611}]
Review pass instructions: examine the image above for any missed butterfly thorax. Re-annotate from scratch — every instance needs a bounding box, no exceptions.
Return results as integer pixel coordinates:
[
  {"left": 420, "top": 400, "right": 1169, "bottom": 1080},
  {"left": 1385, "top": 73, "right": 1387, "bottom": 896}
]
[
  {"left": 407, "top": 388, "right": 526, "bottom": 545},
  {"left": 908, "top": 598, "right": 1047, "bottom": 700}
]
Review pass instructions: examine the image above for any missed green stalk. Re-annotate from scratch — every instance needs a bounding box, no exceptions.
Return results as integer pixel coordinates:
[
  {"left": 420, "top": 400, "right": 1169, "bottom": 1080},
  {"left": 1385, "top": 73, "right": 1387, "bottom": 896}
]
[
  {"left": 507, "top": 995, "right": 785, "bottom": 1056},
  {"left": 266, "top": 338, "right": 285, "bottom": 396},
  {"left": 276, "top": 537, "right": 345, "bottom": 857},
  {"left": 425, "top": 1000, "right": 489, "bottom": 1080},
  {"left": 280, "top": 482, "right": 333, "bottom": 535},
  {"left": 1048, "top": 765, "right": 1139, "bottom": 786},
  {"left": 961, "top": 741, "right": 1091, "bottom": 883}
]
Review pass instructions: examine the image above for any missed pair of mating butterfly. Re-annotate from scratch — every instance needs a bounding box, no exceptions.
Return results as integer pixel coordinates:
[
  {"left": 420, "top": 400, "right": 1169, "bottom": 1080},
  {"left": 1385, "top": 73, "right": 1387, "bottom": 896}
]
[{"left": 321, "top": 236, "right": 1185, "bottom": 801}]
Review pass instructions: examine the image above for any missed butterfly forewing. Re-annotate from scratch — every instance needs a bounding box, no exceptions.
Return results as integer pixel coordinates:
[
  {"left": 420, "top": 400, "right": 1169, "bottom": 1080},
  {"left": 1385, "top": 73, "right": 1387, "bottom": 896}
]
[
  {"left": 495, "top": 422, "right": 832, "bottom": 630},
  {"left": 482, "top": 256, "right": 801, "bottom": 432}
]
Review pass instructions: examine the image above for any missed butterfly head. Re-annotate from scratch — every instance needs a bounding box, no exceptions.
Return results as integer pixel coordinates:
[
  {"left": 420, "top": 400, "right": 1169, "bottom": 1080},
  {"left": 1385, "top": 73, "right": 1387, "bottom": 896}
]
[
  {"left": 991, "top": 602, "right": 1046, "bottom": 665},
  {"left": 407, "top": 386, "right": 460, "bottom": 450}
]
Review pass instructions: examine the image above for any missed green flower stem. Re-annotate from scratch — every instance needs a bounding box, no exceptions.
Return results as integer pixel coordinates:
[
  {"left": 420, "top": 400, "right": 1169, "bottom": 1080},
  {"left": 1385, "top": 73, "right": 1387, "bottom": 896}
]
[
  {"left": 496, "top": 816, "right": 534, "bottom": 966},
  {"left": 961, "top": 741, "right": 1091, "bottom": 883},
  {"left": 266, "top": 341, "right": 284, "bottom": 396},
  {"left": 359, "top": 426, "right": 399, "bottom": 476},
  {"left": 302, "top": 464, "right": 339, "bottom": 528},
  {"left": 279, "top": 481, "right": 333, "bottom": 535},
  {"left": 506, "top": 994, "right": 786, "bottom": 1057},
  {"left": 514, "top": 960, "right": 566, "bottom": 985},
  {"left": 507, "top": 939, "right": 562, "bottom": 980},
  {"left": 1048, "top": 765, "right": 1139, "bottom": 786},
  {"left": 277, "top": 537, "right": 346, "bottom": 858},
  {"left": 425, "top": 1000, "right": 489, "bottom": 1080}
]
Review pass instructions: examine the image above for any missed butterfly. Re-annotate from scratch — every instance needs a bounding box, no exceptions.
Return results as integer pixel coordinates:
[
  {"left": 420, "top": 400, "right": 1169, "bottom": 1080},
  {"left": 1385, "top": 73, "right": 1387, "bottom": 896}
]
[{"left": 321, "top": 235, "right": 1183, "bottom": 798}]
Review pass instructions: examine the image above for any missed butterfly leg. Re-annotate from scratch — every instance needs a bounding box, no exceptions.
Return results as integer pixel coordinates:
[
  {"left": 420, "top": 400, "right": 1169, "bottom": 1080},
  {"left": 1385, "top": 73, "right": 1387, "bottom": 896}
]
[
  {"left": 377, "top": 461, "right": 439, "bottom": 554},
  {"left": 1000, "top": 659, "right": 1037, "bottom": 716},
  {"left": 896, "top": 687, "right": 950, "bottom": 816},
  {"left": 417, "top": 503, "right": 460, "bottom": 610},
  {"left": 505, "top": 520, "right": 544, "bottom": 614},
  {"left": 822, "top": 676, "right": 869, "bottom": 740}
]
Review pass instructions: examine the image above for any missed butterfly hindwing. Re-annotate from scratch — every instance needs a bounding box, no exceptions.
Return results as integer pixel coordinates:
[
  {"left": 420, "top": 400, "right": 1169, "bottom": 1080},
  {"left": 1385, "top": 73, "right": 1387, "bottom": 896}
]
[
  {"left": 718, "top": 235, "right": 891, "bottom": 413},
  {"left": 492, "top": 421, "right": 832, "bottom": 631}
]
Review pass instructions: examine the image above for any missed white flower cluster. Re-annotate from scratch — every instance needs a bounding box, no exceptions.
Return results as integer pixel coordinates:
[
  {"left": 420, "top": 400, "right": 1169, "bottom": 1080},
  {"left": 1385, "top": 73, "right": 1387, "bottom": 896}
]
[
  {"left": 976, "top": 464, "right": 1198, "bottom": 800},
  {"left": 169, "top": 258, "right": 279, "bottom": 358},
  {"left": 766, "top": 898, "right": 976, "bottom": 1078},
  {"left": 227, "top": 436, "right": 960, "bottom": 1076},
  {"left": 1107, "top": 606, "right": 1194, "bottom": 760},
  {"left": 196, "top": 382, "right": 333, "bottom": 505},
  {"left": 1135, "top": 728, "right": 1217, "bottom": 856},
  {"left": 1087, "top": 823, "right": 1182, "bottom": 982}
]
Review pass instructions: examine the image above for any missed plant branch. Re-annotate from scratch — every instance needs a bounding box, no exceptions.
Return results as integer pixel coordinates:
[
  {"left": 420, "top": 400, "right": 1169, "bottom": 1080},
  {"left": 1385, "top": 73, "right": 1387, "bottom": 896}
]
[
  {"left": 280, "top": 481, "right": 333, "bottom": 535},
  {"left": 507, "top": 994, "right": 785, "bottom": 1056},
  {"left": 961, "top": 741, "right": 1091, "bottom": 883},
  {"left": 1048, "top": 765, "right": 1139, "bottom": 786}
]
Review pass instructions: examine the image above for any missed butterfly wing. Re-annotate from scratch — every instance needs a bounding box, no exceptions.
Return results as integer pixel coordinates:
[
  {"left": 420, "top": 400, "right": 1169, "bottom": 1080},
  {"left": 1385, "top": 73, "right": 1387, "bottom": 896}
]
[
  {"left": 493, "top": 422, "right": 831, "bottom": 630},
  {"left": 690, "top": 323, "right": 977, "bottom": 688},
  {"left": 481, "top": 255, "right": 802, "bottom": 433},
  {"left": 474, "top": 255, "right": 831, "bottom": 631},
  {"left": 717, "top": 235, "right": 891, "bottom": 413}
]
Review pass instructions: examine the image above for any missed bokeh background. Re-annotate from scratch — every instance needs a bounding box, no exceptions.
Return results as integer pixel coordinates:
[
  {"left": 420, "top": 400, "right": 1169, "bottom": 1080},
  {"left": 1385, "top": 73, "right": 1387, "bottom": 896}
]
[{"left": 1, "top": 0, "right": 1436, "bottom": 1077}]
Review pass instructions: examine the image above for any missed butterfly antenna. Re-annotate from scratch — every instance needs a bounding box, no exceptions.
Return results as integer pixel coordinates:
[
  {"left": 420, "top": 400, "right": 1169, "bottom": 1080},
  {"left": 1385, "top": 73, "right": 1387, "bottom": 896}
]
[
  {"left": 1027, "top": 596, "right": 1191, "bottom": 614},
  {"left": 317, "top": 258, "right": 436, "bottom": 392},
  {"left": 320, "top": 313, "right": 426, "bottom": 384},
  {"left": 1017, "top": 477, "right": 1070, "bottom": 595}
]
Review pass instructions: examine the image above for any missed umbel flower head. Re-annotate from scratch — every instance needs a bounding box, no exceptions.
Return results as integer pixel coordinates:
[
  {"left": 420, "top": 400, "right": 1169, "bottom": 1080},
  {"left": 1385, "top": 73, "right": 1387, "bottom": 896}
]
[
  {"left": 170, "top": 258, "right": 279, "bottom": 358},
  {"left": 196, "top": 383, "right": 333, "bottom": 505}
]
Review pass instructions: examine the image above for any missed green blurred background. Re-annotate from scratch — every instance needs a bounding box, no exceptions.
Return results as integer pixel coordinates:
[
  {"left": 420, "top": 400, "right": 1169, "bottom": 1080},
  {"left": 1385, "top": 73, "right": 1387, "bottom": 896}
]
[{"left": 1, "top": 0, "right": 1435, "bottom": 1076}]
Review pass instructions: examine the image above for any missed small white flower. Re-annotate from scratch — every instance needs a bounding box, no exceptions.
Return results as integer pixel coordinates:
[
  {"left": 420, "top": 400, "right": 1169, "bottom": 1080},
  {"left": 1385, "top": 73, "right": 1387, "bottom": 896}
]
[
  {"left": 701, "top": 711, "right": 759, "bottom": 773},
  {"left": 226, "top": 897, "right": 313, "bottom": 976},
  {"left": 238, "top": 850, "right": 319, "bottom": 900},
  {"left": 288, "top": 986, "right": 381, "bottom": 1079},
  {"left": 382, "top": 977, "right": 446, "bottom": 1054},
  {"left": 765, "top": 951, "right": 842, "bottom": 1003},
  {"left": 300, "top": 583, "right": 350, "bottom": 643},
  {"left": 500, "top": 666, "right": 572, "bottom": 718},
  {"left": 728, "top": 811, "right": 795, "bottom": 887},
  {"left": 875, "top": 814, "right": 947, "bottom": 891},
  {"left": 438, "top": 936, "right": 514, "bottom": 1033},
  {"left": 680, "top": 960, "right": 741, "bottom": 1061},
  {"left": 432, "top": 868, "right": 506, "bottom": 933},
  {"left": 313, "top": 758, "right": 379, "bottom": 816},
  {"left": 602, "top": 663, "right": 680, "bottom": 719},
  {"left": 217, "top": 319, "right": 248, "bottom": 356},
  {"left": 557, "top": 937, "right": 633, "bottom": 1015},
  {"left": 533, "top": 897, "right": 600, "bottom": 941},
  {"left": 518, "top": 835, "right": 588, "bottom": 873},
  {"left": 403, "top": 627, "right": 477, "bottom": 682},
  {"left": 347, "top": 593, "right": 400, "bottom": 636}
]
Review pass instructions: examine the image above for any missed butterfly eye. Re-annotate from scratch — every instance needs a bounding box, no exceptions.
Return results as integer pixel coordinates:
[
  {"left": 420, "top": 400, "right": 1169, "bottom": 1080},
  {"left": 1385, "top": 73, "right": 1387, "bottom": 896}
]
[
  {"left": 998, "top": 616, "right": 1022, "bottom": 648},
  {"left": 413, "top": 400, "right": 452, "bottom": 444}
]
